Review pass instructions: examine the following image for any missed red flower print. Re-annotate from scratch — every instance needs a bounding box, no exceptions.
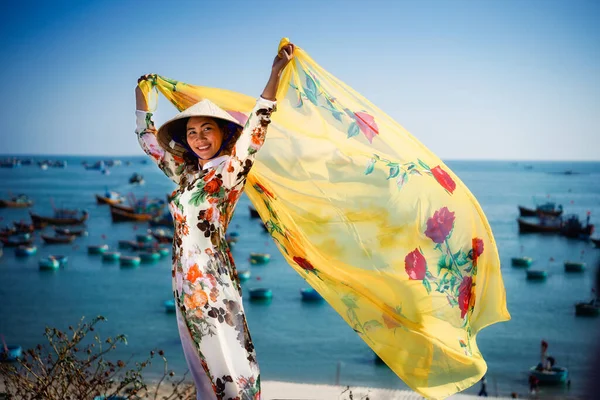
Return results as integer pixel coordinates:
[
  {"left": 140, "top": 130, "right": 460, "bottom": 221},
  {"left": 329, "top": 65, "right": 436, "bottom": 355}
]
[
  {"left": 431, "top": 166, "right": 456, "bottom": 194},
  {"left": 382, "top": 313, "right": 402, "bottom": 329},
  {"left": 293, "top": 256, "right": 314, "bottom": 271},
  {"left": 458, "top": 276, "right": 474, "bottom": 319},
  {"left": 472, "top": 238, "right": 484, "bottom": 266},
  {"left": 354, "top": 111, "right": 379, "bottom": 143},
  {"left": 173, "top": 155, "right": 184, "bottom": 164},
  {"left": 425, "top": 207, "right": 456, "bottom": 244},
  {"left": 186, "top": 263, "right": 203, "bottom": 283},
  {"left": 203, "top": 169, "right": 216, "bottom": 182},
  {"left": 255, "top": 182, "right": 274, "bottom": 199},
  {"left": 404, "top": 248, "right": 427, "bottom": 280},
  {"left": 204, "top": 177, "right": 222, "bottom": 194},
  {"left": 227, "top": 189, "right": 240, "bottom": 204}
]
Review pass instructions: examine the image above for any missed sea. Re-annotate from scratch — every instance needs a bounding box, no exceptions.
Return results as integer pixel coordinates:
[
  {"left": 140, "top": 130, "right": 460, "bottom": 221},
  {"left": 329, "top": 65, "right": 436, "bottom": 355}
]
[{"left": 0, "top": 157, "right": 599, "bottom": 399}]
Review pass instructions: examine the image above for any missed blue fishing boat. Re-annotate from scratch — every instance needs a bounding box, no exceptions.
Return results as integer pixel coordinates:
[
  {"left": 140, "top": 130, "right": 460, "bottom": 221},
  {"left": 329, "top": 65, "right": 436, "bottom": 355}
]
[
  {"left": 249, "top": 288, "right": 273, "bottom": 301},
  {"left": 0, "top": 345, "right": 22, "bottom": 362},
  {"left": 102, "top": 252, "right": 121, "bottom": 262},
  {"left": 158, "top": 247, "right": 170, "bottom": 258},
  {"left": 164, "top": 300, "right": 176, "bottom": 314},
  {"left": 15, "top": 245, "right": 37, "bottom": 257},
  {"left": 39, "top": 257, "right": 60, "bottom": 270},
  {"left": 119, "top": 256, "right": 141, "bottom": 268},
  {"left": 136, "top": 234, "right": 153, "bottom": 243},
  {"left": 88, "top": 244, "right": 109, "bottom": 255},
  {"left": 238, "top": 269, "right": 251, "bottom": 282},
  {"left": 564, "top": 261, "right": 585, "bottom": 273},
  {"left": 50, "top": 255, "right": 68, "bottom": 267},
  {"left": 139, "top": 251, "right": 160, "bottom": 263},
  {"left": 526, "top": 270, "right": 548, "bottom": 281},
  {"left": 529, "top": 366, "right": 568, "bottom": 385},
  {"left": 250, "top": 252, "right": 271, "bottom": 265},
  {"left": 118, "top": 240, "right": 138, "bottom": 250},
  {"left": 301, "top": 288, "right": 324, "bottom": 302},
  {"left": 511, "top": 257, "right": 533, "bottom": 267}
]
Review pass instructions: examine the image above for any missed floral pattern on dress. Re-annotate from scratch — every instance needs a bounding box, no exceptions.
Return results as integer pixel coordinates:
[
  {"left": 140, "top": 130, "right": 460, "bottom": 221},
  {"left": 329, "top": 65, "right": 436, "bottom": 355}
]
[{"left": 136, "top": 97, "right": 276, "bottom": 400}]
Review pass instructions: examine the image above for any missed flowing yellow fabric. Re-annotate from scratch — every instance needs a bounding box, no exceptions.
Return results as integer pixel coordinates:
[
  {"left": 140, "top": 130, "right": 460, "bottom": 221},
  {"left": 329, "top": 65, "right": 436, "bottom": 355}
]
[{"left": 139, "top": 38, "right": 510, "bottom": 399}]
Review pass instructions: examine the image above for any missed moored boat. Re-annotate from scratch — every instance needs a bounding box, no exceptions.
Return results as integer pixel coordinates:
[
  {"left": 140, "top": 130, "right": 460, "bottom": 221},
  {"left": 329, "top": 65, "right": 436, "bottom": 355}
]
[
  {"left": 238, "top": 269, "right": 251, "bottom": 282},
  {"left": 560, "top": 214, "right": 594, "bottom": 239},
  {"left": 518, "top": 202, "right": 563, "bottom": 218},
  {"left": 518, "top": 217, "right": 561, "bottom": 234},
  {"left": 110, "top": 206, "right": 154, "bottom": 222},
  {"left": 50, "top": 255, "right": 68, "bottom": 267},
  {"left": 164, "top": 299, "right": 176, "bottom": 313},
  {"left": 41, "top": 234, "right": 76, "bottom": 244},
  {"left": 120, "top": 256, "right": 141, "bottom": 267},
  {"left": 15, "top": 245, "right": 37, "bottom": 257},
  {"left": 301, "top": 288, "right": 324, "bottom": 302},
  {"left": 0, "top": 195, "right": 33, "bottom": 208},
  {"left": 575, "top": 301, "right": 600, "bottom": 317},
  {"left": 249, "top": 206, "right": 260, "bottom": 219},
  {"left": 54, "top": 227, "right": 87, "bottom": 237},
  {"left": 88, "top": 244, "right": 109, "bottom": 255},
  {"left": 564, "top": 261, "right": 585, "bottom": 273},
  {"left": 30, "top": 210, "right": 88, "bottom": 228},
  {"left": 526, "top": 270, "right": 548, "bottom": 281},
  {"left": 529, "top": 366, "right": 568, "bottom": 385},
  {"left": 1, "top": 236, "right": 33, "bottom": 248},
  {"left": 102, "top": 252, "right": 121, "bottom": 262},
  {"left": 39, "top": 257, "right": 60, "bottom": 270},
  {"left": 95, "top": 193, "right": 124, "bottom": 205},
  {"left": 511, "top": 257, "right": 533, "bottom": 267},
  {"left": 249, "top": 288, "right": 273, "bottom": 301},
  {"left": 592, "top": 238, "right": 600, "bottom": 248},
  {"left": 150, "top": 229, "right": 173, "bottom": 243},
  {"left": 0, "top": 345, "right": 22, "bottom": 362},
  {"left": 139, "top": 251, "right": 160, "bottom": 263},
  {"left": 249, "top": 252, "right": 271, "bottom": 265}
]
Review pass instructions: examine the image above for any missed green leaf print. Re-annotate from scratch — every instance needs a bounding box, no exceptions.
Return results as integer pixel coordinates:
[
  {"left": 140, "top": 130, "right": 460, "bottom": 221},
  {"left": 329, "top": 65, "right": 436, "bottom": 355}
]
[
  {"left": 387, "top": 165, "right": 400, "bottom": 179},
  {"left": 364, "top": 158, "right": 376, "bottom": 175},
  {"left": 189, "top": 189, "right": 207, "bottom": 207},
  {"left": 455, "top": 251, "right": 470, "bottom": 267},
  {"left": 347, "top": 121, "right": 360, "bottom": 138},
  {"left": 422, "top": 279, "right": 432, "bottom": 294},
  {"left": 304, "top": 71, "right": 319, "bottom": 105},
  {"left": 417, "top": 159, "right": 431, "bottom": 172},
  {"left": 363, "top": 320, "right": 383, "bottom": 331},
  {"left": 396, "top": 171, "right": 408, "bottom": 189},
  {"left": 341, "top": 294, "right": 359, "bottom": 309},
  {"left": 437, "top": 255, "right": 449, "bottom": 274}
]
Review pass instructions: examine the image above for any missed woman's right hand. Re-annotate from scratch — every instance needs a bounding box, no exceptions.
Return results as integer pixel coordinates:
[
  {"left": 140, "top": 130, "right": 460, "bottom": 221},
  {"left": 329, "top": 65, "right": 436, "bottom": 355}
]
[{"left": 135, "top": 74, "right": 153, "bottom": 111}]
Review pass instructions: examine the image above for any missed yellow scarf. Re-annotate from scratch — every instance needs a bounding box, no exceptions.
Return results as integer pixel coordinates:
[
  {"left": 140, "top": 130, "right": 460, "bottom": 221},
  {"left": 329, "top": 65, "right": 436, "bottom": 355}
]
[{"left": 139, "top": 38, "right": 510, "bottom": 399}]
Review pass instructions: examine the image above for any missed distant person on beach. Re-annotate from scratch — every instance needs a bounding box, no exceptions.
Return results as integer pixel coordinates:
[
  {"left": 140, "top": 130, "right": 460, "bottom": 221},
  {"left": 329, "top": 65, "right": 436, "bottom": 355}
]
[
  {"left": 477, "top": 375, "right": 488, "bottom": 396},
  {"left": 134, "top": 44, "right": 294, "bottom": 399}
]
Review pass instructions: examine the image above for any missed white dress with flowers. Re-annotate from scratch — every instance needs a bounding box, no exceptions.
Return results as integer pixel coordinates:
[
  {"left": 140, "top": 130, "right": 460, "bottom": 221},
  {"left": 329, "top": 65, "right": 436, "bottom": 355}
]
[{"left": 135, "top": 97, "right": 276, "bottom": 400}]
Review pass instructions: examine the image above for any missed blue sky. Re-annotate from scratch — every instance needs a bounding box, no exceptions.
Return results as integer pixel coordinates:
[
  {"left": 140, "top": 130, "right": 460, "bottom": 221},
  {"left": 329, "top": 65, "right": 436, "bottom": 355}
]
[{"left": 0, "top": 0, "right": 598, "bottom": 160}]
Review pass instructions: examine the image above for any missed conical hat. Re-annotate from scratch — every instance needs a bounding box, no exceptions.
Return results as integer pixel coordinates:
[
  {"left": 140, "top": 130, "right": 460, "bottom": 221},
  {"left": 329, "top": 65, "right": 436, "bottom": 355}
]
[{"left": 156, "top": 99, "right": 243, "bottom": 157}]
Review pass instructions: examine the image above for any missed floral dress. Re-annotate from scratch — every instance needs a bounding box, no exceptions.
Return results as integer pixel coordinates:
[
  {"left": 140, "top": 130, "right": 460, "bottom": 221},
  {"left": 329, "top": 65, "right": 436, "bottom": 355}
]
[{"left": 135, "top": 97, "right": 276, "bottom": 400}]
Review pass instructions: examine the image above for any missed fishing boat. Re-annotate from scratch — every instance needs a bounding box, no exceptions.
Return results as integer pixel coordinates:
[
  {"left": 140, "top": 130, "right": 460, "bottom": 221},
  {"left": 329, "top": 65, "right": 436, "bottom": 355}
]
[
  {"left": 517, "top": 217, "right": 561, "bottom": 234},
  {"left": 526, "top": 270, "right": 548, "bottom": 281},
  {"left": 238, "top": 269, "right": 251, "bottom": 281},
  {"left": 529, "top": 366, "right": 569, "bottom": 385},
  {"left": 88, "top": 244, "right": 109, "bottom": 255},
  {"left": 102, "top": 252, "right": 121, "bottom": 262},
  {"left": 0, "top": 194, "right": 33, "bottom": 208},
  {"left": 30, "top": 210, "right": 88, "bottom": 228},
  {"left": 129, "top": 173, "right": 145, "bottom": 185},
  {"left": 249, "top": 206, "right": 260, "bottom": 219},
  {"left": 592, "top": 238, "right": 600, "bottom": 248},
  {"left": 0, "top": 227, "right": 17, "bottom": 237},
  {"left": 120, "top": 256, "right": 141, "bottom": 267},
  {"left": 560, "top": 214, "right": 594, "bottom": 240},
  {"left": 301, "top": 288, "right": 324, "bottom": 302},
  {"left": 54, "top": 227, "right": 87, "bottom": 237},
  {"left": 136, "top": 234, "right": 154, "bottom": 243},
  {"left": 518, "top": 203, "right": 563, "bottom": 218},
  {"left": 575, "top": 300, "right": 600, "bottom": 317},
  {"left": 50, "top": 255, "right": 68, "bottom": 267},
  {"left": 139, "top": 251, "right": 160, "bottom": 263},
  {"left": 250, "top": 252, "right": 271, "bottom": 265},
  {"left": 158, "top": 247, "right": 170, "bottom": 258},
  {"left": 149, "top": 213, "right": 173, "bottom": 227},
  {"left": 118, "top": 240, "right": 139, "bottom": 250},
  {"left": 564, "top": 261, "right": 585, "bottom": 273},
  {"left": 110, "top": 206, "right": 154, "bottom": 222},
  {"left": 150, "top": 229, "right": 173, "bottom": 243},
  {"left": 511, "top": 257, "right": 533, "bottom": 267},
  {"left": 249, "top": 288, "right": 273, "bottom": 301},
  {"left": 0, "top": 345, "right": 22, "bottom": 362},
  {"left": 39, "top": 257, "right": 60, "bottom": 270},
  {"left": 15, "top": 245, "right": 37, "bottom": 257},
  {"left": 1, "top": 236, "right": 33, "bottom": 247},
  {"left": 41, "top": 233, "right": 76, "bottom": 244},
  {"left": 164, "top": 299, "right": 176, "bottom": 313},
  {"left": 95, "top": 192, "right": 124, "bottom": 205},
  {"left": 13, "top": 222, "right": 35, "bottom": 233},
  {"left": 84, "top": 161, "right": 105, "bottom": 170}
]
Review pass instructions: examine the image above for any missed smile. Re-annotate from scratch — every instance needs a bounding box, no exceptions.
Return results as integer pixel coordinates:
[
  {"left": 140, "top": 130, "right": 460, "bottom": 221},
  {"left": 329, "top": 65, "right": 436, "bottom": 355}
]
[{"left": 196, "top": 144, "right": 211, "bottom": 151}]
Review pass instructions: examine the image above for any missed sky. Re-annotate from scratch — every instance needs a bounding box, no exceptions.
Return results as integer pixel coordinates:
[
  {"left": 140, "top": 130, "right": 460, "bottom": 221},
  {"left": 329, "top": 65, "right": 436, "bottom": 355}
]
[{"left": 0, "top": 0, "right": 598, "bottom": 161}]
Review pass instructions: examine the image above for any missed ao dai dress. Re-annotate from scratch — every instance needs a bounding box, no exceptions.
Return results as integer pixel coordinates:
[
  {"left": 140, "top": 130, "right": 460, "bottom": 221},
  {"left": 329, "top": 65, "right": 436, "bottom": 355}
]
[{"left": 135, "top": 97, "right": 276, "bottom": 400}]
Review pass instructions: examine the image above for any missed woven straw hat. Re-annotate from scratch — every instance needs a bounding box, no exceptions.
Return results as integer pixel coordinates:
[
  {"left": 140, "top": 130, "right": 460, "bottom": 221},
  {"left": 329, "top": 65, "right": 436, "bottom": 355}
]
[{"left": 156, "top": 99, "right": 243, "bottom": 158}]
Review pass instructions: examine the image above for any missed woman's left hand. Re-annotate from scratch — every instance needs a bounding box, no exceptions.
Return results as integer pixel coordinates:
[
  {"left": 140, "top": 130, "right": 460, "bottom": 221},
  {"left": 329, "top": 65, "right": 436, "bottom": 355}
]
[{"left": 271, "top": 43, "right": 295, "bottom": 75}]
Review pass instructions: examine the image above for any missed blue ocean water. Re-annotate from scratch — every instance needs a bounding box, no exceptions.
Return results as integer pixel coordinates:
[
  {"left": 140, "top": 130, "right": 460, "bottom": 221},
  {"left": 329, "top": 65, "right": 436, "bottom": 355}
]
[{"left": 0, "top": 157, "right": 599, "bottom": 398}]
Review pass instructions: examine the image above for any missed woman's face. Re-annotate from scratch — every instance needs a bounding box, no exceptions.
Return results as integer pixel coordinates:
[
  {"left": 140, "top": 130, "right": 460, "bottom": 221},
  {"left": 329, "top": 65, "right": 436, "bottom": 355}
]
[{"left": 186, "top": 117, "right": 224, "bottom": 159}]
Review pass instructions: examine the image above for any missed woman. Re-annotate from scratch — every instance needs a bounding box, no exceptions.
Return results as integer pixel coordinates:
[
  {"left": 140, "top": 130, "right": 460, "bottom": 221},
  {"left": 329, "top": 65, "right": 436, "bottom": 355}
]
[{"left": 134, "top": 43, "right": 295, "bottom": 400}]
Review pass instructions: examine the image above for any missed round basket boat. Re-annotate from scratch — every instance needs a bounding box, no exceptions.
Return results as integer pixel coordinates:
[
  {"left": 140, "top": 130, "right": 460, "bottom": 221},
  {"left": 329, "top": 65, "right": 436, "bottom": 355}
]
[
  {"left": 50, "top": 255, "right": 68, "bottom": 267},
  {"left": 249, "top": 252, "right": 271, "bottom": 265},
  {"left": 118, "top": 240, "right": 138, "bottom": 250},
  {"left": 228, "top": 231, "right": 240, "bottom": 238},
  {"left": 139, "top": 251, "right": 160, "bottom": 263},
  {"left": 529, "top": 366, "right": 569, "bottom": 385},
  {"left": 15, "top": 245, "right": 37, "bottom": 257},
  {"left": 511, "top": 257, "right": 533, "bottom": 267},
  {"left": 249, "top": 288, "right": 273, "bottom": 301},
  {"left": 88, "top": 244, "right": 109, "bottom": 255},
  {"left": 238, "top": 269, "right": 251, "bottom": 282},
  {"left": 136, "top": 234, "right": 153, "bottom": 243},
  {"left": 39, "top": 257, "right": 60, "bottom": 270},
  {"left": 164, "top": 299, "right": 176, "bottom": 314},
  {"left": 102, "top": 252, "right": 121, "bottom": 262},
  {"left": 301, "top": 288, "right": 324, "bottom": 302},
  {"left": 158, "top": 247, "right": 170, "bottom": 258},
  {"left": 119, "top": 256, "right": 141, "bottom": 268},
  {"left": 575, "top": 302, "right": 600, "bottom": 317},
  {"left": 564, "top": 261, "right": 586, "bottom": 273},
  {"left": 526, "top": 270, "right": 548, "bottom": 281},
  {"left": 0, "top": 345, "right": 22, "bottom": 362}
]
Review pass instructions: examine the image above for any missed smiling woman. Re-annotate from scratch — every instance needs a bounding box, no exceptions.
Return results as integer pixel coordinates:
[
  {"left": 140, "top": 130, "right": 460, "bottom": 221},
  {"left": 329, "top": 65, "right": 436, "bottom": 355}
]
[{"left": 133, "top": 44, "right": 295, "bottom": 400}]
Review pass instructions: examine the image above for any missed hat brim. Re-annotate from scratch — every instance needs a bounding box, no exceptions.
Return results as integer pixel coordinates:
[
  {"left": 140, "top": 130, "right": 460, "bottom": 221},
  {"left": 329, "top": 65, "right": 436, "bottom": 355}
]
[{"left": 156, "top": 101, "right": 245, "bottom": 158}]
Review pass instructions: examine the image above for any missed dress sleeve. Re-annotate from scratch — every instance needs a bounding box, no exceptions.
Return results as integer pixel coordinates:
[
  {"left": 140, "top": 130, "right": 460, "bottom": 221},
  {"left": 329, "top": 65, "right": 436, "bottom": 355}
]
[
  {"left": 222, "top": 97, "right": 277, "bottom": 189},
  {"left": 135, "top": 110, "right": 186, "bottom": 184}
]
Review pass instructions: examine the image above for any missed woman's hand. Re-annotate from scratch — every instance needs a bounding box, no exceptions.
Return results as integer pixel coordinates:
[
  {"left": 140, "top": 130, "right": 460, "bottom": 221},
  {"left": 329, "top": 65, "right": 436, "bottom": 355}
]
[
  {"left": 271, "top": 43, "right": 295, "bottom": 76},
  {"left": 135, "top": 74, "right": 153, "bottom": 111},
  {"left": 262, "top": 43, "right": 295, "bottom": 101}
]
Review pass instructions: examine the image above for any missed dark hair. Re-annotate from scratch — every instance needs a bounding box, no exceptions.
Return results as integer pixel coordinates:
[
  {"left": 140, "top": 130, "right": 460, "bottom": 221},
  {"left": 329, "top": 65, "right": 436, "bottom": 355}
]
[{"left": 179, "top": 117, "right": 242, "bottom": 172}]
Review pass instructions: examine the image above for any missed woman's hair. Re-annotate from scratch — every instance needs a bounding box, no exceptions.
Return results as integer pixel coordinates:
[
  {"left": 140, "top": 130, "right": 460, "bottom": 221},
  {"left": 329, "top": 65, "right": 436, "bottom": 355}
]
[{"left": 180, "top": 117, "right": 242, "bottom": 172}]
